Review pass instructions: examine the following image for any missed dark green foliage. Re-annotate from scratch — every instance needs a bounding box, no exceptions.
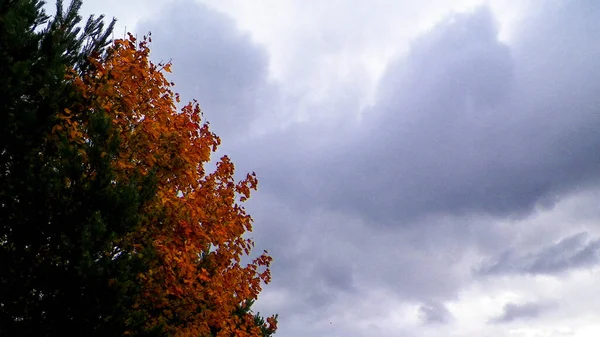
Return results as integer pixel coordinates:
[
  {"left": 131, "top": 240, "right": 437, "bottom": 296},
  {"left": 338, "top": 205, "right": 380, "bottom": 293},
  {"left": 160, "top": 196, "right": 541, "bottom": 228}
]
[
  {"left": 0, "top": 1, "right": 159, "bottom": 335},
  {"left": 233, "top": 300, "right": 278, "bottom": 337}
]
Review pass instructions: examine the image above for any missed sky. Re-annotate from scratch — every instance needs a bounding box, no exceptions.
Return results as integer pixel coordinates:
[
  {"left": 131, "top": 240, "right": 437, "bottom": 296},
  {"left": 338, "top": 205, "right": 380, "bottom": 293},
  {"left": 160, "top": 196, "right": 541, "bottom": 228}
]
[{"left": 54, "top": 0, "right": 600, "bottom": 336}]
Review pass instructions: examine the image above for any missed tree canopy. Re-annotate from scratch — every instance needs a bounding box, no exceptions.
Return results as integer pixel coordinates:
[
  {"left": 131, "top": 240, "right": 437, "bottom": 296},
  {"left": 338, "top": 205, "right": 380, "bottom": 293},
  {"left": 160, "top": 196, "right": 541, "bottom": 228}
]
[{"left": 0, "top": 1, "right": 277, "bottom": 336}]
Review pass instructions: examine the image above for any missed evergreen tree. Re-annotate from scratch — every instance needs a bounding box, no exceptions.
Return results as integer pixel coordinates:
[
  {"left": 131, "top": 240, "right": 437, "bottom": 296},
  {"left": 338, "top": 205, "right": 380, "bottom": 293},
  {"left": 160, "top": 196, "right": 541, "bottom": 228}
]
[
  {"left": 0, "top": 1, "right": 159, "bottom": 335},
  {"left": 234, "top": 299, "right": 278, "bottom": 337}
]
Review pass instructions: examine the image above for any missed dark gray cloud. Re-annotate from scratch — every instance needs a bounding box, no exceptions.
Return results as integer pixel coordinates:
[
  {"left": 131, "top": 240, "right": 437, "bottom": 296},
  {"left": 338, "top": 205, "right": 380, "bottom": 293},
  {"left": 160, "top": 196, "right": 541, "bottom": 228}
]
[
  {"left": 247, "top": 203, "right": 501, "bottom": 325},
  {"left": 253, "top": 2, "right": 600, "bottom": 225},
  {"left": 135, "top": 0, "right": 276, "bottom": 140},
  {"left": 226, "top": 1, "right": 600, "bottom": 329},
  {"left": 478, "top": 231, "right": 600, "bottom": 276},
  {"left": 490, "top": 301, "right": 555, "bottom": 324},
  {"left": 239, "top": 4, "right": 600, "bottom": 333}
]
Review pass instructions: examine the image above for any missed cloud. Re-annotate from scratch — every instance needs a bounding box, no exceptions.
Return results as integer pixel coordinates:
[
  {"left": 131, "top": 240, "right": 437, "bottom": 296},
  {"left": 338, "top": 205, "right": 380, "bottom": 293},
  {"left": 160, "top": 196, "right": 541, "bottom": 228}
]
[
  {"left": 230, "top": 2, "right": 600, "bottom": 332},
  {"left": 478, "top": 232, "right": 600, "bottom": 276},
  {"left": 419, "top": 301, "right": 454, "bottom": 324},
  {"left": 255, "top": 2, "right": 600, "bottom": 226},
  {"left": 118, "top": 1, "right": 600, "bottom": 336},
  {"left": 490, "top": 301, "right": 555, "bottom": 324},
  {"left": 135, "top": 0, "right": 278, "bottom": 140},
  {"left": 241, "top": 3, "right": 600, "bottom": 335}
]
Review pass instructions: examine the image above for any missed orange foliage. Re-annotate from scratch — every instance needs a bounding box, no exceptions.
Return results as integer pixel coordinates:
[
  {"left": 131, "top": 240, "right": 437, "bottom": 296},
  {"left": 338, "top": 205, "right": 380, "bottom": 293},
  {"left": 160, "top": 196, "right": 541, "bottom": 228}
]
[{"left": 58, "top": 33, "right": 275, "bottom": 336}]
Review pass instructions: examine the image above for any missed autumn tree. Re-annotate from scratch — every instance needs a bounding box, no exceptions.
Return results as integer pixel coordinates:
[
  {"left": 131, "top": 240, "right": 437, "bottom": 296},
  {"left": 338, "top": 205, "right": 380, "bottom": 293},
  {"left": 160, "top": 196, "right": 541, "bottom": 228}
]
[
  {"left": 66, "top": 31, "right": 277, "bottom": 336},
  {"left": 1, "top": 0, "right": 277, "bottom": 336}
]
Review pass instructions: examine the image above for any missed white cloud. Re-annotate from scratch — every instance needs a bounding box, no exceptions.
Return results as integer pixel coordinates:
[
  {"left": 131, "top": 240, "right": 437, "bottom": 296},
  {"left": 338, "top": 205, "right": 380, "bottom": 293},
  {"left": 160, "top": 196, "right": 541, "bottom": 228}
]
[{"left": 197, "top": 0, "right": 527, "bottom": 113}]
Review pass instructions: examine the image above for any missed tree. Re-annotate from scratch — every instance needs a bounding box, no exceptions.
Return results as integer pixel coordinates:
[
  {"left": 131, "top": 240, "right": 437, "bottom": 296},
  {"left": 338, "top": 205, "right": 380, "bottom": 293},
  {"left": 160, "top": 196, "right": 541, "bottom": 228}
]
[
  {"left": 1, "top": 1, "right": 277, "bottom": 336},
  {"left": 0, "top": 0, "right": 163, "bottom": 335},
  {"left": 234, "top": 300, "right": 278, "bottom": 337},
  {"left": 66, "top": 31, "right": 277, "bottom": 336},
  {"left": 0, "top": 1, "right": 167, "bottom": 336}
]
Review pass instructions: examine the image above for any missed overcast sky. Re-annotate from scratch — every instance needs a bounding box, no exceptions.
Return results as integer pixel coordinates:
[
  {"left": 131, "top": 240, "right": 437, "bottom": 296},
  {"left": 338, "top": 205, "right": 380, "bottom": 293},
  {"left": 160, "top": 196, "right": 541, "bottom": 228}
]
[{"left": 63, "top": 0, "right": 600, "bottom": 335}]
